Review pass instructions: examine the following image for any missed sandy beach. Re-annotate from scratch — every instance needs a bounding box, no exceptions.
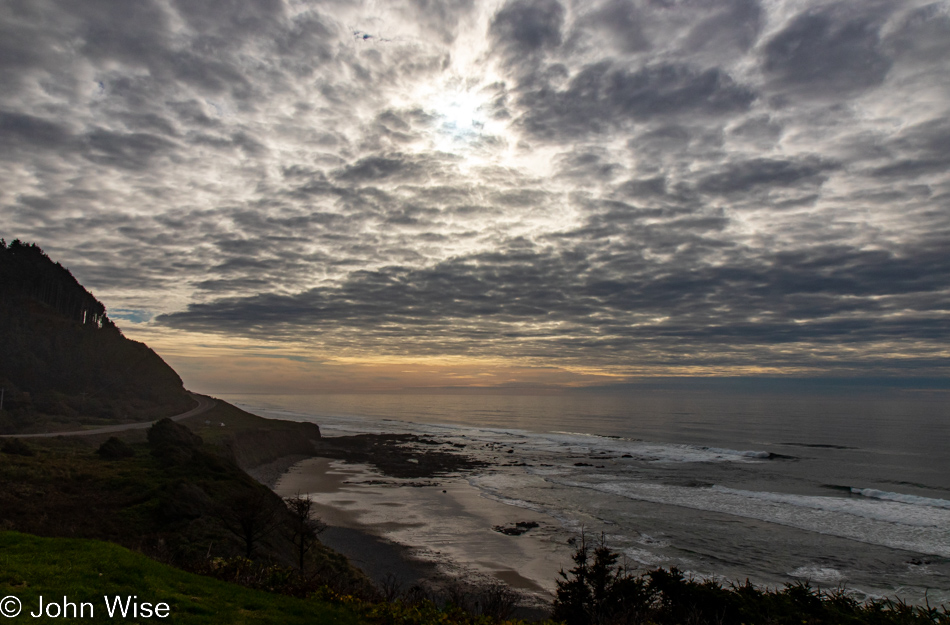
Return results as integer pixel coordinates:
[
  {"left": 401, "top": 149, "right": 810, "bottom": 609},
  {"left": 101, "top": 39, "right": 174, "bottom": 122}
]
[{"left": 272, "top": 456, "right": 574, "bottom": 608}]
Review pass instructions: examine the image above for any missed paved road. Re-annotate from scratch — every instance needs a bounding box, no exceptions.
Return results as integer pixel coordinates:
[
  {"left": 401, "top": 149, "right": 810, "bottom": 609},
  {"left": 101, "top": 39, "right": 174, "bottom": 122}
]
[{"left": 0, "top": 393, "right": 216, "bottom": 438}]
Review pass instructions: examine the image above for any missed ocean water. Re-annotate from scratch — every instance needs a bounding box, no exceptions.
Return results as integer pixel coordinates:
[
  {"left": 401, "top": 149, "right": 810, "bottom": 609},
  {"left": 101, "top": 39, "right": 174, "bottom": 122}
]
[{"left": 220, "top": 390, "right": 950, "bottom": 604}]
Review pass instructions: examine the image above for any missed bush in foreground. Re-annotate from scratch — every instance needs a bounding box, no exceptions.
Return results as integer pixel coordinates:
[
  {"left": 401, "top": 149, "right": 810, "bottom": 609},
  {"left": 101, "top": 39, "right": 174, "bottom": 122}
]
[
  {"left": 96, "top": 436, "right": 135, "bottom": 459},
  {"left": 553, "top": 533, "right": 950, "bottom": 625},
  {"left": 1, "top": 437, "right": 34, "bottom": 456}
]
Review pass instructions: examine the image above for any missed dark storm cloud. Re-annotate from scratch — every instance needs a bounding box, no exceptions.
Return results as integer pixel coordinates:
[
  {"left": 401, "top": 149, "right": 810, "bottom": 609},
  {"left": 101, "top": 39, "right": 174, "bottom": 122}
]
[
  {"left": 0, "top": 111, "right": 73, "bottom": 152},
  {"left": 2, "top": 0, "right": 949, "bottom": 377},
  {"left": 868, "top": 118, "right": 950, "bottom": 179},
  {"left": 159, "top": 232, "right": 950, "bottom": 364},
  {"left": 516, "top": 61, "right": 754, "bottom": 139},
  {"left": 762, "top": 3, "right": 894, "bottom": 97},
  {"left": 489, "top": 0, "right": 565, "bottom": 59},
  {"left": 696, "top": 157, "right": 836, "bottom": 195}
]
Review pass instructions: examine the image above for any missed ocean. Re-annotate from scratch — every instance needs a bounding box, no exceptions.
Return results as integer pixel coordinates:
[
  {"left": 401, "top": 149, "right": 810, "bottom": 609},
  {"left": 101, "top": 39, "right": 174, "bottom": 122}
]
[{"left": 220, "top": 390, "right": 950, "bottom": 604}]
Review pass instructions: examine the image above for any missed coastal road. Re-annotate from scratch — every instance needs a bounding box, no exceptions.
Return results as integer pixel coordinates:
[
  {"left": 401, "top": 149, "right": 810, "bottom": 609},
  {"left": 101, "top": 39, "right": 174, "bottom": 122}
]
[{"left": 0, "top": 393, "right": 216, "bottom": 438}]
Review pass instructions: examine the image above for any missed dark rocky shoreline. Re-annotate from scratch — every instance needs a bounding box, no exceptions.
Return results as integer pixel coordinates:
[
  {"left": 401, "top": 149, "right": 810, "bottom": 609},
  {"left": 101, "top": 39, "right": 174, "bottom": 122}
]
[{"left": 309, "top": 433, "right": 489, "bottom": 479}]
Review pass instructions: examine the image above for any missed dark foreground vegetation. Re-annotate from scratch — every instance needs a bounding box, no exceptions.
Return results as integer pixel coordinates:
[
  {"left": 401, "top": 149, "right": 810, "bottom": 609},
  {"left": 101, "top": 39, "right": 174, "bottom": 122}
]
[
  {"left": 0, "top": 417, "right": 366, "bottom": 594},
  {"left": 552, "top": 534, "right": 950, "bottom": 625},
  {"left": 0, "top": 239, "right": 193, "bottom": 434},
  {"left": 0, "top": 532, "right": 362, "bottom": 625}
]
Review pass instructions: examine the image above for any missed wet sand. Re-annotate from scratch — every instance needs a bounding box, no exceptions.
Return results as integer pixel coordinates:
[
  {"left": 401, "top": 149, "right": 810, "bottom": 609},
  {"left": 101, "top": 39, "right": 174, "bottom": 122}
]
[{"left": 273, "top": 457, "right": 573, "bottom": 605}]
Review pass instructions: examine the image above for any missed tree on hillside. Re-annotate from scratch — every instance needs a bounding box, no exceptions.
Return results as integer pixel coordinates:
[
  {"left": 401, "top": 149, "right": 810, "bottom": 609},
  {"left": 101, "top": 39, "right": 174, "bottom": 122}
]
[
  {"left": 553, "top": 532, "right": 653, "bottom": 625},
  {"left": 218, "top": 490, "right": 283, "bottom": 559},
  {"left": 283, "top": 493, "right": 326, "bottom": 570}
]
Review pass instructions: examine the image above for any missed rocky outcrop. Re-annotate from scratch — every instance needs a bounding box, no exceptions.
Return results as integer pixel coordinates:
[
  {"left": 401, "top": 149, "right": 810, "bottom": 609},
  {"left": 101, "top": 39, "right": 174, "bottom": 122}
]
[{"left": 223, "top": 423, "right": 323, "bottom": 470}]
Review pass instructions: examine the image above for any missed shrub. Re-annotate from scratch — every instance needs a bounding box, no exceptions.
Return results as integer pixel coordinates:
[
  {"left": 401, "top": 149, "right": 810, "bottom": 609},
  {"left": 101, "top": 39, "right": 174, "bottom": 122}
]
[
  {"left": 147, "top": 418, "right": 202, "bottom": 464},
  {"left": 96, "top": 436, "right": 135, "bottom": 459},
  {"left": 553, "top": 532, "right": 650, "bottom": 625},
  {"left": 1, "top": 438, "right": 34, "bottom": 456},
  {"left": 553, "top": 534, "right": 950, "bottom": 625}
]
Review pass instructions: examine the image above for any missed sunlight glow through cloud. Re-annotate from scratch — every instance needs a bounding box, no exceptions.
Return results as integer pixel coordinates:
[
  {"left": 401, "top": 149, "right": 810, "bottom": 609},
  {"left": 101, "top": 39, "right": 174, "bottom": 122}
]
[{"left": 2, "top": 0, "right": 949, "bottom": 391}]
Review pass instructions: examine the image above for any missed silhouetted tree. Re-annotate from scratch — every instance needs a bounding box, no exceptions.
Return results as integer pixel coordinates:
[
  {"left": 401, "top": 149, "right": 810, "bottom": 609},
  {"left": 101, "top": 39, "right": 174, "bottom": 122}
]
[
  {"left": 0, "top": 239, "right": 115, "bottom": 330},
  {"left": 553, "top": 532, "right": 654, "bottom": 625},
  {"left": 283, "top": 493, "right": 326, "bottom": 570},
  {"left": 218, "top": 490, "right": 282, "bottom": 559}
]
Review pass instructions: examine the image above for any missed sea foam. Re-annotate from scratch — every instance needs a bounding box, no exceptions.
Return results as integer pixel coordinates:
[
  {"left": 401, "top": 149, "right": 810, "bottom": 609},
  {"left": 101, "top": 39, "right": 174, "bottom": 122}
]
[{"left": 850, "top": 488, "right": 950, "bottom": 510}]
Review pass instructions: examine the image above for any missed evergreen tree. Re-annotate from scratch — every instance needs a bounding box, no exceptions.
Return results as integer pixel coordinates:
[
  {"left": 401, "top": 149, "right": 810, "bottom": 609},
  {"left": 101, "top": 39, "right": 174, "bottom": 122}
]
[{"left": 553, "top": 532, "right": 653, "bottom": 625}]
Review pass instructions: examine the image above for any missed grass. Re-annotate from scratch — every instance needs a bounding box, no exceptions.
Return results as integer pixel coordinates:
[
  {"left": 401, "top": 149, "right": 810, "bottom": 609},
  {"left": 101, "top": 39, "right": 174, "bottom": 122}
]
[
  {"left": 0, "top": 427, "right": 363, "bottom": 584},
  {"left": 0, "top": 532, "right": 363, "bottom": 624}
]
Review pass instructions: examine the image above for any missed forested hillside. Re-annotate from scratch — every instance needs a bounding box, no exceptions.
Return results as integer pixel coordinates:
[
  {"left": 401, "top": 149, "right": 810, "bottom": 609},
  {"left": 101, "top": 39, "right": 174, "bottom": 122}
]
[{"left": 0, "top": 240, "right": 193, "bottom": 433}]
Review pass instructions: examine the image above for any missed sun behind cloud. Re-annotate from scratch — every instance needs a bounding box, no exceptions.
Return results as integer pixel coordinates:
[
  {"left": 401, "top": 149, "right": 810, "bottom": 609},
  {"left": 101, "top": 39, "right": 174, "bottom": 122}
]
[{"left": 2, "top": 0, "right": 949, "bottom": 392}]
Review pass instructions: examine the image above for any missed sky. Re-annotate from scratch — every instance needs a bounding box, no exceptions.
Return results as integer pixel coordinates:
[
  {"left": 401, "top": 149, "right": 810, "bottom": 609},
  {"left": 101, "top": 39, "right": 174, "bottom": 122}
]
[{"left": 1, "top": 0, "right": 949, "bottom": 394}]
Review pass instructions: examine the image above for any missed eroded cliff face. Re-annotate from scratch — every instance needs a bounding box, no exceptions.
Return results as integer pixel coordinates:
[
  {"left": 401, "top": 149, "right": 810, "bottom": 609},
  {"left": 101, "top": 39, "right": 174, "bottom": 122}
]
[
  {"left": 223, "top": 423, "right": 324, "bottom": 470},
  {"left": 0, "top": 240, "right": 193, "bottom": 433}
]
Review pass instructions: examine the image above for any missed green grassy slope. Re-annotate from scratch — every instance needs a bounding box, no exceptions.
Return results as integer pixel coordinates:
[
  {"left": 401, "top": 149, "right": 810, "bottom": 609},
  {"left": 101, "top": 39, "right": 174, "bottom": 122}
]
[{"left": 0, "top": 532, "right": 362, "bottom": 624}]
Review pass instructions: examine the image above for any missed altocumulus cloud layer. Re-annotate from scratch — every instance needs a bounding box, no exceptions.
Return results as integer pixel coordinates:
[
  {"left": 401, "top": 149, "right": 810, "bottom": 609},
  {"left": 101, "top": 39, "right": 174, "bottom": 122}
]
[{"left": 2, "top": 0, "right": 949, "bottom": 379}]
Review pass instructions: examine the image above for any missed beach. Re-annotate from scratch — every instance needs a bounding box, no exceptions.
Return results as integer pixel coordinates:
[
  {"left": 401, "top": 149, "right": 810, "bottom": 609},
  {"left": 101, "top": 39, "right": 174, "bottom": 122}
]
[{"left": 271, "top": 454, "right": 574, "bottom": 609}]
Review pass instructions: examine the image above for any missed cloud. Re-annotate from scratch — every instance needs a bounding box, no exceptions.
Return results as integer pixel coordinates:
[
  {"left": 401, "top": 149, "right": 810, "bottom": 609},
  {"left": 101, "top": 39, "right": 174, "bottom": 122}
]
[
  {"left": 1, "top": 0, "right": 948, "bottom": 382},
  {"left": 0, "top": 111, "right": 73, "bottom": 153},
  {"left": 868, "top": 118, "right": 950, "bottom": 179},
  {"left": 762, "top": 3, "right": 894, "bottom": 97},
  {"left": 516, "top": 61, "right": 755, "bottom": 139},
  {"left": 489, "top": 0, "right": 565, "bottom": 60},
  {"left": 570, "top": 0, "right": 651, "bottom": 54},
  {"left": 696, "top": 156, "right": 836, "bottom": 195},
  {"left": 81, "top": 128, "right": 177, "bottom": 170},
  {"left": 334, "top": 153, "right": 433, "bottom": 183},
  {"left": 403, "top": 0, "right": 476, "bottom": 44},
  {"left": 884, "top": 2, "right": 950, "bottom": 66},
  {"left": 682, "top": 0, "right": 762, "bottom": 56},
  {"left": 158, "top": 229, "right": 950, "bottom": 372}
]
